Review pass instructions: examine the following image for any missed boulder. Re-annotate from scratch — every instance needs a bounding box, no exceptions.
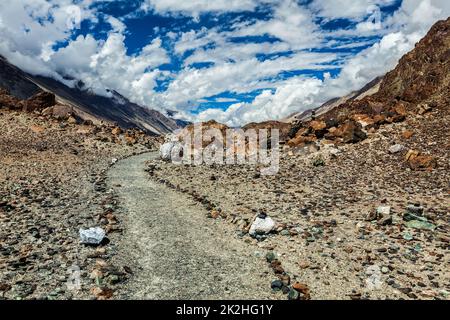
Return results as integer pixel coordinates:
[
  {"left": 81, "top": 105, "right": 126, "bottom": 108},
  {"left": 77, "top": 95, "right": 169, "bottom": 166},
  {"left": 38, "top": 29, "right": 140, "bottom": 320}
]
[
  {"left": 393, "top": 102, "right": 408, "bottom": 116},
  {"left": 52, "top": 105, "right": 74, "bottom": 120},
  {"left": 353, "top": 114, "right": 375, "bottom": 128},
  {"left": 22, "top": 91, "right": 56, "bottom": 112},
  {"left": 125, "top": 134, "right": 137, "bottom": 145},
  {"left": 404, "top": 149, "right": 436, "bottom": 170},
  {"left": 329, "top": 120, "right": 367, "bottom": 143},
  {"left": 0, "top": 89, "right": 20, "bottom": 109},
  {"left": 405, "top": 149, "right": 420, "bottom": 162},
  {"left": 408, "top": 155, "right": 436, "bottom": 170},
  {"left": 287, "top": 135, "right": 317, "bottom": 147},
  {"left": 159, "top": 142, "right": 184, "bottom": 161},
  {"left": 79, "top": 227, "right": 105, "bottom": 245},
  {"left": 309, "top": 120, "right": 326, "bottom": 131},
  {"left": 373, "top": 114, "right": 387, "bottom": 125},
  {"left": 249, "top": 215, "right": 275, "bottom": 236},
  {"left": 309, "top": 120, "right": 327, "bottom": 138}
]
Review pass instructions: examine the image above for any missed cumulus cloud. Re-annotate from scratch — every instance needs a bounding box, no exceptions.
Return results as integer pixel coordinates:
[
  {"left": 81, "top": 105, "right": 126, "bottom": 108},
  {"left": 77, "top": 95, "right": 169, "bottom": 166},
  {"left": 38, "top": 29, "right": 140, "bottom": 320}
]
[
  {"left": 0, "top": 0, "right": 93, "bottom": 77},
  {"left": 140, "top": 0, "right": 259, "bottom": 17},
  {"left": 310, "top": 0, "right": 398, "bottom": 21},
  {"left": 187, "top": 0, "right": 450, "bottom": 126},
  {"left": 0, "top": 0, "right": 448, "bottom": 127},
  {"left": 0, "top": 0, "right": 170, "bottom": 99},
  {"left": 230, "top": 0, "right": 322, "bottom": 49}
]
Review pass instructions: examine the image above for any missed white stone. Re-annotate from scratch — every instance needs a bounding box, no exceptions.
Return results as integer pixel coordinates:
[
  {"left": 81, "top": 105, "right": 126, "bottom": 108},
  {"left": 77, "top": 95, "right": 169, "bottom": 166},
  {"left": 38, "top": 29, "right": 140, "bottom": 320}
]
[
  {"left": 79, "top": 227, "right": 105, "bottom": 245},
  {"left": 389, "top": 144, "right": 405, "bottom": 154},
  {"left": 159, "top": 142, "right": 183, "bottom": 161},
  {"left": 377, "top": 206, "right": 391, "bottom": 216},
  {"left": 249, "top": 216, "right": 275, "bottom": 236}
]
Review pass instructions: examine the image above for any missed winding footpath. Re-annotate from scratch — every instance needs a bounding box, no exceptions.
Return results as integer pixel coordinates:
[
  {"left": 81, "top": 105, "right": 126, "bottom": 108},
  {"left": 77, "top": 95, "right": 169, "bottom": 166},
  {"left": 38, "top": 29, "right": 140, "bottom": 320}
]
[{"left": 107, "top": 152, "right": 276, "bottom": 300}]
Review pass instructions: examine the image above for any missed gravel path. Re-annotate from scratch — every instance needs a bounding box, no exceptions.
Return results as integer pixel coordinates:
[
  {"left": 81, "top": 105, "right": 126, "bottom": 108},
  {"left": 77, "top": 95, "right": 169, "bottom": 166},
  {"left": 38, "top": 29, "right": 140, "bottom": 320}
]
[{"left": 107, "top": 152, "right": 277, "bottom": 300}]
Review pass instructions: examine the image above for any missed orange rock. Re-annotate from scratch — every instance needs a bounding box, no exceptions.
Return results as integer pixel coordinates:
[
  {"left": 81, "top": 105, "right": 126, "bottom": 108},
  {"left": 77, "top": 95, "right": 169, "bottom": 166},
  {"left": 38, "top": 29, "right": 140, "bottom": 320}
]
[
  {"left": 292, "top": 282, "right": 311, "bottom": 299},
  {"left": 409, "top": 155, "right": 436, "bottom": 170},
  {"left": 353, "top": 114, "right": 375, "bottom": 128},
  {"left": 329, "top": 120, "right": 367, "bottom": 143},
  {"left": 111, "top": 127, "right": 122, "bottom": 135},
  {"left": 394, "top": 102, "right": 408, "bottom": 116},
  {"left": 373, "top": 114, "right": 387, "bottom": 125},
  {"left": 210, "top": 210, "right": 220, "bottom": 219},
  {"left": 402, "top": 130, "right": 414, "bottom": 139},
  {"left": 405, "top": 149, "right": 420, "bottom": 161},
  {"left": 287, "top": 135, "right": 317, "bottom": 147},
  {"left": 90, "top": 287, "right": 113, "bottom": 300},
  {"left": 30, "top": 125, "right": 45, "bottom": 134},
  {"left": 309, "top": 120, "right": 326, "bottom": 131},
  {"left": 125, "top": 134, "right": 137, "bottom": 145}
]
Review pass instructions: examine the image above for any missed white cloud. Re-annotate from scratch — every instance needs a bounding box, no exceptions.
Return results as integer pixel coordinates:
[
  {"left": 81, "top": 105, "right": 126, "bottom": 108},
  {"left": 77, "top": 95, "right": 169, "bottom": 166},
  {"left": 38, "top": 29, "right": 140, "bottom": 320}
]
[
  {"left": 231, "top": 0, "right": 321, "bottom": 49},
  {"left": 140, "top": 0, "right": 259, "bottom": 17},
  {"left": 0, "top": 0, "right": 170, "bottom": 100},
  {"left": 0, "top": 0, "right": 449, "bottom": 128},
  {"left": 187, "top": 0, "right": 450, "bottom": 126},
  {"left": 310, "top": 0, "right": 397, "bottom": 21},
  {"left": 157, "top": 50, "right": 338, "bottom": 110},
  {"left": 0, "top": 0, "right": 94, "bottom": 77}
]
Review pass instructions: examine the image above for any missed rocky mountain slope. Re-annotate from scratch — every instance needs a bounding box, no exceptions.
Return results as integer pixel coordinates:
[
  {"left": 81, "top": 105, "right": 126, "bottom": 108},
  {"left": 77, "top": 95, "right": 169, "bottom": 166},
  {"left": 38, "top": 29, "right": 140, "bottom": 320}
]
[
  {"left": 147, "top": 18, "right": 450, "bottom": 300},
  {"left": 284, "top": 76, "right": 383, "bottom": 123},
  {"left": 0, "top": 56, "right": 179, "bottom": 136},
  {"left": 287, "top": 17, "right": 449, "bottom": 150}
]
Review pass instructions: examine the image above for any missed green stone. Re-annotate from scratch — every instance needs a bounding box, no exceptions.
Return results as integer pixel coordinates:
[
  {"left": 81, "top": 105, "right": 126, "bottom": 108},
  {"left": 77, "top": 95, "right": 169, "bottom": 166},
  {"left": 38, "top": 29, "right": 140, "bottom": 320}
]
[
  {"left": 287, "top": 289, "right": 299, "bottom": 300},
  {"left": 405, "top": 220, "right": 436, "bottom": 230}
]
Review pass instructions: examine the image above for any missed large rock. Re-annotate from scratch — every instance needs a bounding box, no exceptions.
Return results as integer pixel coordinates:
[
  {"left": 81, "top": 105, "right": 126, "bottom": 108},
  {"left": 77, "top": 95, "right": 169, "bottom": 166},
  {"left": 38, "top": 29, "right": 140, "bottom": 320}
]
[
  {"left": 309, "top": 120, "right": 327, "bottom": 138},
  {"left": 0, "top": 88, "right": 20, "bottom": 109},
  {"left": 408, "top": 155, "right": 436, "bottom": 171},
  {"left": 287, "top": 135, "right": 317, "bottom": 148},
  {"left": 42, "top": 104, "right": 74, "bottom": 120},
  {"left": 79, "top": 227, "right": 105, "bottom": 245},
  {"left": 327, "top": 120, "right": 367, "bottom": 143},
  {"left": 159, "top": 142, "right": 184, "bottom": 161},
  {"left": 404, "top": 149, "right": 436, "bottom": 170},
  {"left": 23, "top": 91, "right": 56, "bottom": 112},
  {"left": 249, "top": 215, "right": 275, "bottom": 236}
]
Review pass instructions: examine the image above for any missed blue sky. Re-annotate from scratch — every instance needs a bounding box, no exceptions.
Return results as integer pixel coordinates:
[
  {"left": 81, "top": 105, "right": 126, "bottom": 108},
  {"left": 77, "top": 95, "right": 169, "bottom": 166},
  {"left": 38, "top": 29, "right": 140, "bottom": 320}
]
[{"left": 0, "top": 0, "right": 449, "bottom": 125}]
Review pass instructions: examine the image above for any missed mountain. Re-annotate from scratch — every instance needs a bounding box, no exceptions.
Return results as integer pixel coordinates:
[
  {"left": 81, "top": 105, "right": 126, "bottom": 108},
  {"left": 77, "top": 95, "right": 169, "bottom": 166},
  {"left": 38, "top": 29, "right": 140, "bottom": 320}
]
[
  {"left": 0, "top": 55, "right": 180, "bottom": 135},
  {"left": 283, "top": 76, "right": 383, "bottom": 123},
  {"left": 287, "top": 17, "right": 449, "bottom": 147},
  {"left": 320, "top": 17, "right": 449, "bottom": 122}
]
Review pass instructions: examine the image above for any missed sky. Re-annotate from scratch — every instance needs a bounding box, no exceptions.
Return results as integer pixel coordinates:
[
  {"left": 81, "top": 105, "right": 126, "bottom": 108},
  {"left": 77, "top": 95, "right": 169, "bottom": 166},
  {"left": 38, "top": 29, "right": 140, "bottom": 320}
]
[{"left": 0, "top": 0, "right": 449, "bottom": 126}]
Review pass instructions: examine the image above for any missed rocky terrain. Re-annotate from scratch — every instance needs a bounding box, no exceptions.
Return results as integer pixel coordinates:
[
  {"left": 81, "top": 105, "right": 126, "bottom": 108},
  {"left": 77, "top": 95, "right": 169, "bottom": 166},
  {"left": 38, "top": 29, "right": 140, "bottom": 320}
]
[
  {"left": 148, "top": 18, "right": 450, "bottom": 300},
  {"left": 150, "top": 108, "right": 449, "bottom": 299},
  {"left": 0, "top": 16, "right": 448, "bottom": 302},
  {"left": 0, "top": 89, "right": 158, "bottom": 300}
]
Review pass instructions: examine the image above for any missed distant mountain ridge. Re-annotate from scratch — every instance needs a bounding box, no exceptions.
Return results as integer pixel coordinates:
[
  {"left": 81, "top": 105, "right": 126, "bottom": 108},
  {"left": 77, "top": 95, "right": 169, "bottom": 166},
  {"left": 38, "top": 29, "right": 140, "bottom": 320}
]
[
  {"left": 283, "top": 76, "right": 383, "bottom": 123},
  {"left": 0, "top": 55, "right": 182, "bottom": 135}
]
